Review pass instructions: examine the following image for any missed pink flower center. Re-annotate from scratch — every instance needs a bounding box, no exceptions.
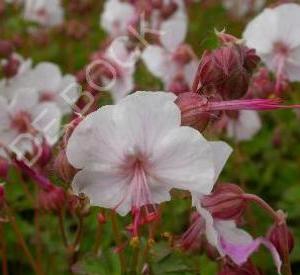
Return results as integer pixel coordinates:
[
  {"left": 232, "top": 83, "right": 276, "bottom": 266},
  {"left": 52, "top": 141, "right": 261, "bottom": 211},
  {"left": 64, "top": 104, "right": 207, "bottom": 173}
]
[
  {"left": 40, "top": 91, "right": 56, "bottom": 102},
  {"left": 10, "top": 111, "right": 32, "bottom": 133},
  {"left": 118, "top": 150, "right": 159, "bottom": 236}
]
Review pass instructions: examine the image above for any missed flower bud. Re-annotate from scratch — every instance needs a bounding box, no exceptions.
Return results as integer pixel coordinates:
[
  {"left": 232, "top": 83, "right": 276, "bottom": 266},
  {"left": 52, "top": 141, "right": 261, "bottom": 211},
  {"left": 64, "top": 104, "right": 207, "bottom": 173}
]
[
  {"left": 175, "top": 92, "right": 211, "bottom": 131},
  {"left": 54, "top": 150, "right": 77, "bottom": 182},
  {"left": 38, "top": 185, "right": 66, "bottom": 213},
  {"left": 65, "top": 20, "right": 89, "bottom": 40},
  {"left": 0, "top": 40, "right": 14, "bottom": 58},
  {"left": 36, "top": 141, "right": 52, "bottom": 167},
  {"left": 2, "top": 56, "right": 20, "bottom": 78},
  {"left": 268, "top": 220, "right": 294, "bottom": 260},
  {"left": 193, "top": 44, "right": 260, "bottom": 100},
  {"left": 202, "top": 183, "right": 246, "bottom": 220},
  {"left": 0, "top": 157, "right": 9, "bottom": 179},
  {"left": 172, "top": 44, "right": 195, "bottom": 65},
  {"left": 219, "top": 261, "right": 262, "bottom": 275}
]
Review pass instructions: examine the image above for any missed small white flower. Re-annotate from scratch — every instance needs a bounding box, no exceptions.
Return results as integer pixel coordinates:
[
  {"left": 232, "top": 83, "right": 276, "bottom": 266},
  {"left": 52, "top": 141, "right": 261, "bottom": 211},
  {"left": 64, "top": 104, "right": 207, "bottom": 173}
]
[
  {"left": 0, "top": 88, "right": 61, "bottom": 159},
  {"left": 226, "top": 110, "right": 262, "bottom": 141},
  {"left": 100, "top": 0, "right": 136, "bottom": 37},
  {"left": 243, "top": 3, "right": 300, "bottom": 82},
  {"left": 24, "top": 0, "right": 64, "bottom": 27},
  {"left": 66, "top": 91, "right": 232, "bottom": 217},
  {"left": 2, "top": 62, "right": 79, "bottom": 115}
]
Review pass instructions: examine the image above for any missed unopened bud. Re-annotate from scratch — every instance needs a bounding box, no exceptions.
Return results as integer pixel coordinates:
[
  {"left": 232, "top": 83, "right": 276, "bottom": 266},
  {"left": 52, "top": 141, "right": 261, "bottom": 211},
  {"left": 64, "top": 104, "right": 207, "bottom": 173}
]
[
  {"left": 37, "top": 141, "right": 52, "bottom": 167},
  {"left": 38, "top": 185, "right": 66, "bottom": 213},
  {"left": 0, "top": 40, "right": 14, "bottom": 58},
  {"left": 202, "top": 183, "right": 246, "bottom": 220},
  {"left": 219, "top": 261, "right": 262, "bottom": 275},
  {"left": 2, "top": 56, "right": 20, "bottom": 78},
  {"left": 268, "top": 219, "right": 294, "bottom": 260},
  {"left": 175, "top": 92, "right": 212, "bottom": 131}
]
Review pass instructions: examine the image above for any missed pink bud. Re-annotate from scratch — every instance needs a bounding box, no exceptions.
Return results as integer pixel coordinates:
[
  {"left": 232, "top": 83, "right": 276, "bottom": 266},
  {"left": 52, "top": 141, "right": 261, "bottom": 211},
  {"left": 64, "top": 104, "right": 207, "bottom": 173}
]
[
  {"left": 268, "top": 221, "right": 294, "bottom": 260},
  {"left": 175, "top": 92, "right": 212, "bottom": 131},
  {"left": 0, "top": 40, "right": 14, "bottom": 58},
  {"left": 219, "top": 261, "right": 262, "bottom": 275},
  {"left": 37, "top": 141, "right": 52, "bottom": 167},
  {"left": 193, "top": 44, "right": 260, "bottom": 100},
  {"left": 172, "top": 44, "right": 195, "bottom": 65},
  {"left": 2, "top": 56, "right": 20, "bottom": 78},
  {"left": 202, "top": 183, "right": 246, "bottom": 220},
  {"left": 38, "top": 185, "right": 66, "bottom": 213},
  {"left": 0, "top": 157, "right": 9, "bottom": 179}
]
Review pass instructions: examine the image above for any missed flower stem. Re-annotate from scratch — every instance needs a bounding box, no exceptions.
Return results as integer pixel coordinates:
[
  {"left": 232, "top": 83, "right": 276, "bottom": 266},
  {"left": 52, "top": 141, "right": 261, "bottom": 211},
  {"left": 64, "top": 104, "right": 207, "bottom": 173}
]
[
  {"left": 110, "top": 211, "right": 126, "bottom": 273},
  {"left": 58, "top": 210, "right": 68, "bottom": 248},
  {"left": 93, "top": 222, "right": 103, "bottom": 255},
  {"left": 5, "top": 203, "right": 44, "bottom": 275},
  {"left": 242, "top": 194, "right": 281, "bottom": 223},
  {"left": 0, "top": 224, "right": 8, "bottom": 275}
]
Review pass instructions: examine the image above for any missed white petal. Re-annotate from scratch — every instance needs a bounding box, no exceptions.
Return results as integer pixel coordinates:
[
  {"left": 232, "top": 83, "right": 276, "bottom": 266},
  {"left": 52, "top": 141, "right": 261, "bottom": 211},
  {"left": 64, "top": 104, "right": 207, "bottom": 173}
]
[
  {"left": 9, "top": 88, "right": 39, "bottom": 114},
  {"left": 160, "top": 10, "right": 187, "bottom": 52},
  {"left": 72, "top": 168, "right": 132, "bottom": 216},
  {"left": 113, "top": 91, "right": 180, "bottom": 154},
  {"left": 142, "top": 45, "right": 170, "bottom": 79},
  {"left": 227, "top": 110, "right": 262, "bottom": 141},
  {"left": 209, "top": 141, "right": 232, "bottom": 181},
  {"left": 31, "top": 102, "right": 62, "bottom": 145},
  {"left": 151, "top": 126, "right": 216, "bottom": 194},
  {"left": 66, "top": 105, "right": 125, "bottom": 169}
]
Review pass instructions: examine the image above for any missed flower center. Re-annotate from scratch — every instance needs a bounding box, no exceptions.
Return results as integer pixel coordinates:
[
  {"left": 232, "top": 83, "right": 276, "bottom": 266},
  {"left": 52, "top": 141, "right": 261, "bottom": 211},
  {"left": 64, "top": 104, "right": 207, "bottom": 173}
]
[
  {"left": 10, "top": 111, "right": 32, "bottom": 133},
  {"left": 40, "top": 91, "right": 56, "bottom": 102}
]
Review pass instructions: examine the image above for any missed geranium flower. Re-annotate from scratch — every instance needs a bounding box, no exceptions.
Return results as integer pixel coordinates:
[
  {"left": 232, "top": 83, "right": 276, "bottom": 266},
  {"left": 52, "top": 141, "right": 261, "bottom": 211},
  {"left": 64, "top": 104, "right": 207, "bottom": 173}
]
[
  {"left": 100, "top": 0, "right": 136, "bottom": 37},
  {"left": 90, "top": 38, "right": 140, "bottom": 102},
  {"left": 243, "top": 3, "right": 300, "bottom": 87},
  {"left": 23, "top": 0, "right": 64, "bottom": 27},
  {"left": 2, "top": 62, "right": 79, "bottom": 115},
  {"left": 0, "top": 88, "right": 61, "bottom": 159},
  {"left": 181, "top": 203, "right": 282, "bottom": 274},
  {"left": 66, "top": 91, "right": 231, "bottom": 235}
]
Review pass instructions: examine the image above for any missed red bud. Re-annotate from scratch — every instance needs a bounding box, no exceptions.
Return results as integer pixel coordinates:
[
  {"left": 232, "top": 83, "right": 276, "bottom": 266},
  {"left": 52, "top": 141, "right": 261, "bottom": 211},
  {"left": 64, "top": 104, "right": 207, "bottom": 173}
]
[
  {"left": 38, "top": 185, "right": 66, "bottom": 213},
  {"left": 202, "top": 183, "right": 246, "bottom": 221},
  {"left": 0, "top": 40, "right": 14, "bottom": 58}
]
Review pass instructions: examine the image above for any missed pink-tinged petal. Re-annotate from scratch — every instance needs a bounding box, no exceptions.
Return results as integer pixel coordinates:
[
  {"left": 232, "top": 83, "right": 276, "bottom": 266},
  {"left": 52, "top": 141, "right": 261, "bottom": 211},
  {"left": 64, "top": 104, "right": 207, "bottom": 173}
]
[
  {"left": 66, "top": 105, "right": 125, "bottom": 169},
  {"left": 71, "top": 168, "right": 132, "bottom": 216},
  {"left": 160, "top": 10, "right": 187, "bottom": 52},
  {"left": 113, "top": 91, "right": 179, "bottom": 153},
  {"left": 151, "top": 126, "right": 215, "bottom": 194},
  {"left": 220, "top": 236, "right": 281, "bottom": 274},
  {"left": 227, "top": 110, "right": 262, "bottom": 141},
  {"left": 183, "top": 60, "right": 199, "bottom": 88}
]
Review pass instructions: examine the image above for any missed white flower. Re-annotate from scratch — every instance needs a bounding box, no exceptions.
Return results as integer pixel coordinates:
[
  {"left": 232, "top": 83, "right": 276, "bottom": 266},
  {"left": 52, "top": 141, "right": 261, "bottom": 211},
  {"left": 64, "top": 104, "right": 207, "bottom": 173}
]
[
  {"left": 23, "top": 0, "right": 64, "bottom": 27},
  {"left": 2, "top": 62, "right": 79, "bottom": 115},
  {"left": 142, "top": 44, "right": 198, "bottom": 92},
  {"left": 0, "top": 88, "right": 61, "bottom": 159},
  {"left": 66, "top": 91, "right": 232, "bottom": 217},
  {"left": 223, "top": 0, "right": 265, "bottom": 18},
  {"left": 226, "top": 110, "right": 262, "bottom": 141},
  {"left": 96, "top": 38, "right": 140, "bottom": 102},
  {"left": 243, "top": 3, "right": 300, "bottom": 82},
  {"left": 100, "top": 0, "right": 136, "bottom": 37}
]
